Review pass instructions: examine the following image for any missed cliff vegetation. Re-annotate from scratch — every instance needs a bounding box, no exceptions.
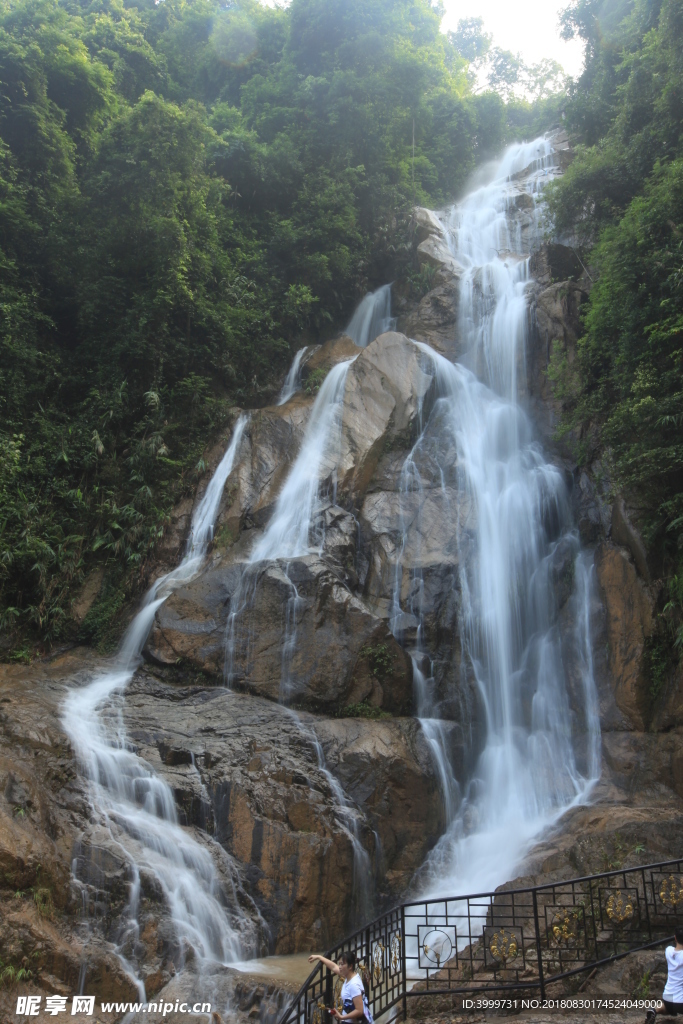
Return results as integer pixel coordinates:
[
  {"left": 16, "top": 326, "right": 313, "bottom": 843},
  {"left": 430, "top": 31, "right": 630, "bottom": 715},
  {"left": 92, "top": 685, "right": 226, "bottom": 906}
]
[
  {"left": 546, "top": 0, "right": 683, "bottom": 669},
  {"left": 0, "top": 0, "right": 567, "bottom": 651}
]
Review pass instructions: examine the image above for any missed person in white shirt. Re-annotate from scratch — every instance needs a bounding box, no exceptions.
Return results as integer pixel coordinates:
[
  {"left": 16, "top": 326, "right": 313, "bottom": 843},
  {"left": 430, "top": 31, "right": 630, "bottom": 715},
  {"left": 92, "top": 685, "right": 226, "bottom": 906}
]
[
  {"left": 307, "top": 950, "right": 374, "bottom": 1024},
  {"left": 646, "top": 926, "right": 683, "bottom": 1022}
]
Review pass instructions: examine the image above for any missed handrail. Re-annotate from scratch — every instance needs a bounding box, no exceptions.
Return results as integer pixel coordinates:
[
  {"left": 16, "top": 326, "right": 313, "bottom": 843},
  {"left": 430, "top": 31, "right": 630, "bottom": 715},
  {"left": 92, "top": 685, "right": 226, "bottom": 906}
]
[
  {"left": 399, "top": 856, "right": 683, "bottom": 906},
  {"left": 278, "top": 857, "right": 683, "bottom": 1024}
]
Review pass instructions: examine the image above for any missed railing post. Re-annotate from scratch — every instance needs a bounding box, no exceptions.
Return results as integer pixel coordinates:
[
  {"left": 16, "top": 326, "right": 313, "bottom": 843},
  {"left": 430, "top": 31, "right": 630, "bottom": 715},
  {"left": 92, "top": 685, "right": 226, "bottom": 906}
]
[
  {"left": 532, "top": 888, "right": 546, "bottom": 1002},
  {"left": 325, "top": 964, "right": 332, "bottom": 1010},
  {"left": 401, "top": 905, "right": 407, "bottom": 1020}
]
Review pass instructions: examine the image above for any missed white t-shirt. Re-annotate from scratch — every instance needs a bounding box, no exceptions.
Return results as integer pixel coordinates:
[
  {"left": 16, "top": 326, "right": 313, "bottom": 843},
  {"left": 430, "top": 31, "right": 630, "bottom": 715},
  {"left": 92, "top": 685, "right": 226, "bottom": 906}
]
[
  {"left": 663, "top": 946, "right": 683, "bottom": 1003},
  {"left": 341, "top": 974, "right": 373, "bottom": 1024}
]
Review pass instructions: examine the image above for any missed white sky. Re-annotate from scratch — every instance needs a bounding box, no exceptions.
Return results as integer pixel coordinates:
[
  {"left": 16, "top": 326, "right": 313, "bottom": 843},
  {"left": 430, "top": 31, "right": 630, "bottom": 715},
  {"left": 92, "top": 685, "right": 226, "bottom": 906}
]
[{"left": 441, "top": 0, "right": 585, "bottom": 79}]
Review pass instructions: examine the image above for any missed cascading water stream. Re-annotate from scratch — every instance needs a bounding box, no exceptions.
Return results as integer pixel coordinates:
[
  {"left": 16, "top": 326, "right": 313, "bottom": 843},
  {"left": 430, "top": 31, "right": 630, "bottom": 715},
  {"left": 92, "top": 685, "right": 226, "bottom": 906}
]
[
  {"left": 388, "top": 136, "right": 601, "bottom": 902},
  {"left": 224, "top": 356, "right": 373, "bottom": 921},
  {"left": 62, "top": 134, "right": 601, "bottom": 986},
  {"left": 277, "top": 346, "right": 309, "bottom": 405},
  {"left": 62, "top": 415, "right": 257, "bottom": 988},
  {"left": 224, "top": 359, "right": 354, "bottom": 687},
  {"left": 250, "top": 359, "right": 353, "bottom": 562},
  {"left": 345, "top": 284, "right": 395, "bottom": 348}
]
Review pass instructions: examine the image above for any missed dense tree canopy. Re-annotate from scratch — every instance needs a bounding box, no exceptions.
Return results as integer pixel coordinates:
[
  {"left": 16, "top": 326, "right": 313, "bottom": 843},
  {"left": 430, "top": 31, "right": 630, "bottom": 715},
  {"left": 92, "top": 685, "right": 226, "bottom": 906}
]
[
  {"left": 0, "top": 0, "right": 553, "bottom": 650},
  {"left": 547, "top": 0, "right": 683, "bottom": 657}
]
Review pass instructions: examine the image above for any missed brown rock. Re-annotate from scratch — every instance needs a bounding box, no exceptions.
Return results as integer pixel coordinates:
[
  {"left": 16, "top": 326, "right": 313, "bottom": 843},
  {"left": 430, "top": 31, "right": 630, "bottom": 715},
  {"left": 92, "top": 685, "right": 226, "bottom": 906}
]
[
  {"left": 528, "top": 278, "right": 588, "bottom": 450},
  {"left": 225, "top": 555, "right": 413, "bottom": 713},
  {"left": 611, "top": 495, "right": 650, "bottom": 582},
  {"left": 214, "top": 398, "right": 314, "bottom": 541},
  {"left": 399, "top": 280, "right": 460, "bottom": 358},
  {"left": 412, "top": 208, "right": 462, "bottom": 277},
  {"left": 303, "top": 335, "right": 360, "bottom": 375},
  {"left": 337, "top": 332, "right": 435, "bottom": 500},
  {"left": 123, "top": 676, "right": 443, "bottom": 950},
  {"left": 594, "top": 543, "right": 655, "bottom": 730},
  {"left": 146, "top": 544, "right": 413, "bottom": 713},
  {"left": 309, "top": 716, "right": 446, "bottom": 894}
]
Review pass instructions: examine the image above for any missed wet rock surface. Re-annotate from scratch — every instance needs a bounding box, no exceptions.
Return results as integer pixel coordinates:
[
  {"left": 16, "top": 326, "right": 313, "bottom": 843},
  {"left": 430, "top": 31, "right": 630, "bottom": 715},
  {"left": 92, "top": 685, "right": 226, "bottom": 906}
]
[
  {"left": 0, "top": 649, "right": 444, "bottom": 1002},
  {"left": 0, "top": 652, "right": 143, "bottom": 1005},
  {"left": 146, "top": 546, "right": 414, "bottom": 714},
  {"left": 145, "top": 328, "right": 481, "bottom": 737},
  {"left": 4, "top": 130, "right": 683, "bottom": 1018},
  {"left": 307, "top": 715, "right": 447, "bottom": 892},
  {"left": 337, "top": 332, "right": 435, "bottom": 499}
]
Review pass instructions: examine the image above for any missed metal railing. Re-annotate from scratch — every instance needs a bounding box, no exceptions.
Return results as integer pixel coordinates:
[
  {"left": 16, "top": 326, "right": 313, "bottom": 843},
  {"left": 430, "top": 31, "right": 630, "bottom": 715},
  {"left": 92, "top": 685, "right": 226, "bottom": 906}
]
[{"left": 278, "top": 858, "right": 683, "bottom": 1024}]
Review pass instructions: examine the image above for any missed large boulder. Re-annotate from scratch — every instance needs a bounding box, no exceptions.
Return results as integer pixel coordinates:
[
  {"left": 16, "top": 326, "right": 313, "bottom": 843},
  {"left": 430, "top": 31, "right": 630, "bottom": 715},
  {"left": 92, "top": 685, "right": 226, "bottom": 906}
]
[
  {"left": 143, "top": 557, "right": 239, "bottom": 676},
  {"left": 302, "top": 335, "right": 360, "bottom": 376},
  {"left": 225, "top": 553, "right": 413, "bottom": 714},
  {"left": 399, "top": 280, "right": 461, "bottom": 357},
  {"left": 212, "top": 397, "right": 314, "bottom": 547},
  {"left": 395, "top": 208, "right": 464, "bottom": 360},
  {"left": 146, "top": 547, "right": 413, "bottom": 715},
  {"left": 337, "top": 332, "right": 435, "bottom": 500},
  {"left": 412, "top": 207, "right": 462, "bottom": 277},
  {"left": 308, "top": 716, "right": 447, "bottom": 895}
]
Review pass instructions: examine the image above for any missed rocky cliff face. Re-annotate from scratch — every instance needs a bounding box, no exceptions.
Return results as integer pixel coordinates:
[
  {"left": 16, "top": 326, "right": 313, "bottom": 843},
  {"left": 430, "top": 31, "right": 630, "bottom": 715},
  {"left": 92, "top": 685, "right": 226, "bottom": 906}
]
[{"left": 2, "top": 133, "right": 682, "bottom": 1019}]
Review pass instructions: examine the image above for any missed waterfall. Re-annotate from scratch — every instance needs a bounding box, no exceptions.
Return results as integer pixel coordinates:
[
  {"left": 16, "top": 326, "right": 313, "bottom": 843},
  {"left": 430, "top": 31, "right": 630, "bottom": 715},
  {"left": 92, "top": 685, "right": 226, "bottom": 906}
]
[
  {"left": 226, "top": 359, "right": 353, "bottom": 684},
  {"left": 345, "top": 284, "right": 394, "bottom": 348},
  {"left": 391, "top": 137, "right": 601, "bottom": 900},
  {"left": 277, "top": 346, "right": 309, "bottom": 405},
  {"left": 62, "top": 415, "right": 256, "bottom": 986},
  {"left": 224, "top": 357, "right": 374, "bottom": 922},
  {"left": 250, "top": 359, "right": 353, "bottom": 562}
]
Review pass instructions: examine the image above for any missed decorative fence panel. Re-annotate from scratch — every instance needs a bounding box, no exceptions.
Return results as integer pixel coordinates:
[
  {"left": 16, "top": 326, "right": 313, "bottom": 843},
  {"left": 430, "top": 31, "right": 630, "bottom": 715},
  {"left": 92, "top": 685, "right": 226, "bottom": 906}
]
[{"left": 278, "top": 858, "right": 683, "bottom": 1024}]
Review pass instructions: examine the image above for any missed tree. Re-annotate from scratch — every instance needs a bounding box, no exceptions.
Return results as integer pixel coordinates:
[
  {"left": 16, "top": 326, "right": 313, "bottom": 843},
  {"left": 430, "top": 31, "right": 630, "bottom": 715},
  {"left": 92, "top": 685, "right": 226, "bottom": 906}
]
[{"left": 449, "top": 16, "right": 491, "bottom": 62}]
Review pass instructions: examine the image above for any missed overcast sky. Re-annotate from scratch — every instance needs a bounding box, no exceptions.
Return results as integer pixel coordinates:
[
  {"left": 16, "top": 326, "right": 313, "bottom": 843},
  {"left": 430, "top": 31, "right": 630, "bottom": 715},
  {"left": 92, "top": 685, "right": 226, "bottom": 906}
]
[{"left": 441, "top": 0, "right": 585, "bottom": 79}]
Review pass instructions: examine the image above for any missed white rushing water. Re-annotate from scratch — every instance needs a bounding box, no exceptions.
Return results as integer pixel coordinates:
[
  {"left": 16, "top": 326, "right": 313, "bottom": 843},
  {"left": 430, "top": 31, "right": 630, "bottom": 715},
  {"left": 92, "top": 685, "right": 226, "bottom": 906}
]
[
  {"left": 392, "top": 137, "right": 601, "bottom": 901},
  {"left": 63, "top": 415, "right": 256, "bottom": 988},
  {"left": 250, "top": 359, "right": 353, "bottom": 562},
  {"left": 277, "top": 346, "right": 309, "bottom": 405},
  {"left": 225, "top": 353, "right": 375, "bottom": 924},
  {"left": 62, "top": 134, "right": 602, "bottom": 990},
  {"left": 345, "top": 283, "right": 394, "bottom": 348}
]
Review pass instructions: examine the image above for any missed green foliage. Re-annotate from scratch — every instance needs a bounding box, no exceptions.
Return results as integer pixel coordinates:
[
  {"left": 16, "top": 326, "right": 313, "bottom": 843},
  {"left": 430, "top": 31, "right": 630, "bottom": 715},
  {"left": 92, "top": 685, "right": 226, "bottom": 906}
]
[
  {"left": 549, "top": 0, "right": 683, "bottom": 240},
  {"left": 0, "top": 0, "right": 559, "bottom": 647},
  {"left": 548, "top": 0, "right": 683, "bottom": 679},
  {"left": 32, "top": 886, "right": 53, "bottom": 918},
  {"left": 645, "top": 630, "right": 676, "bottom": 701},
  {"left": 549, "top": 2, "right": 683, "bottom": 516},
  {"left": 359, "top": 642, "right": 393, "bottom": 679},
  {"left": 339, "top": 701, "right": 391, "bottom": 720},
  {"left": 406, "top": 262, "right": 437, "bottom": 299},
  {"left": 303, "top": 367, "right": 328, "bottom": 396},
  {"left": 552, "top": 160, "right": 683, "bottom": 551},
  {"left": 634, "top": 969, "right": 652, "bottom": 999},
  {"left": 0, "top": 960, "right": 32, "bottom": 987},
  {"left": 78, "top": 570, "right": 128, "bottom": 652}
]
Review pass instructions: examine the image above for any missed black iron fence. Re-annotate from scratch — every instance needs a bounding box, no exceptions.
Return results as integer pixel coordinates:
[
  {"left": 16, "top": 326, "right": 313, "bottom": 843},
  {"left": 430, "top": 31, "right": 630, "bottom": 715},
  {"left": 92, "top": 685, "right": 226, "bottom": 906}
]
[{"left": 278, "top": 858, "right": 683, "bottom": 1024}]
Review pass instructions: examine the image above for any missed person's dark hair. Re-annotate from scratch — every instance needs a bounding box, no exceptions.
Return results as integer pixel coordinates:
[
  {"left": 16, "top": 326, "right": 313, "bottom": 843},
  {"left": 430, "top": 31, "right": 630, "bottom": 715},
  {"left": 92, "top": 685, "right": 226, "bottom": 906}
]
[
  {"left": 339, "top": 951, "right": 357, "bottom": 971},
  {"left": 675, "top": 925, "right": 683, "bottom": 944}
]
